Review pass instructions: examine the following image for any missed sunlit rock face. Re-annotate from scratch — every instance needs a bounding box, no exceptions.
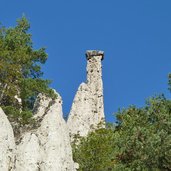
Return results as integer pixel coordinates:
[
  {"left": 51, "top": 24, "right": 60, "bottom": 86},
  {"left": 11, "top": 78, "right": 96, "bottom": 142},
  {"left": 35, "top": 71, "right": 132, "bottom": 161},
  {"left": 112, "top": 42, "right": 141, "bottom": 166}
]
[
  {"left": 15, "top": 92, "right": 76, "bottom": 171},
  {"left": 33, "top": 93, "right": 52, "bottom": 119},
  {"left": 0, "top": 50, "right": 106, "bottom": 170},
  {"left": 67, "top": 50, "right": 105, "bottom": 140},
  {"left": 0, "top": 108, "right": 15, "bottom": 171},
  {"left": 15, "top": 133, "right": 40, "bottom": 171},
  {"left": 37, "top": 93, "right": 75, "bottom": 171},
  {"left": 0, "top": 93, "right": 76, "bottom": 171}
]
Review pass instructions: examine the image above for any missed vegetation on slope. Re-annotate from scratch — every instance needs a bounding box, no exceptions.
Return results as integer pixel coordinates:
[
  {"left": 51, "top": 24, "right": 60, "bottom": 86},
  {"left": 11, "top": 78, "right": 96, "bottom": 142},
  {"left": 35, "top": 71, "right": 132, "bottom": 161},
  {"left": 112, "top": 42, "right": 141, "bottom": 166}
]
[
  {"left": 73, "top": 94, "right": 171, "bottom": 170},
  {"left": 0, "top": 16, "right": 55, "bottom": 131}
]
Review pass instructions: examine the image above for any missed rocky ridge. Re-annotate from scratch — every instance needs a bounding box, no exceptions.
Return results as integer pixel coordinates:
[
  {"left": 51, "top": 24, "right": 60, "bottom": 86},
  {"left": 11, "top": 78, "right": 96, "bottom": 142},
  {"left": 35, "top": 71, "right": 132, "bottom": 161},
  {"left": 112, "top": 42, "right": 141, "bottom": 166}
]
[
  {"left": 0, "top": 92, "right": 76, "bottom": 171},
  {"left": 0, "top": 50, "right": 105, "bottom": 171}
]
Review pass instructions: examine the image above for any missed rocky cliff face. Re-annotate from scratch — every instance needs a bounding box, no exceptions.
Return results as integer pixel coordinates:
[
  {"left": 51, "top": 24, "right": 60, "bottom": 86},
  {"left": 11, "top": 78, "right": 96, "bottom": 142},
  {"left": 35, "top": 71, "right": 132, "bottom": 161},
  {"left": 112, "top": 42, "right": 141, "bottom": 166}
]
[
  {"left": 0, "top": 50, "right": 105, "bottom": 170},
  {"left": 0, "top": 92, "right": 76, "bottom": 171},
  {"left": 67, "top": 50, "right": 105, "bottom": 140},
  {"left": 0, "top": 108, "right": 15, "bottom": 171},
  {"left": 15, "top": 92, "right": 76, "bottom": 171}
]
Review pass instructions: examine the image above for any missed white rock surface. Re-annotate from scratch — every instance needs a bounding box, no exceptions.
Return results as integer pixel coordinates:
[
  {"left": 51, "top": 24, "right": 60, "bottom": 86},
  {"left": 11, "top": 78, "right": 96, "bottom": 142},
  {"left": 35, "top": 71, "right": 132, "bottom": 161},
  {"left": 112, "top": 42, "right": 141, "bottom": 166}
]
[
  {"left": 15, "top": 92, "right": 76, "bottom": 171},
  {"left": 33, "top": 93, "right": 52, "bottom": 119},
  {"left": 67, "top": 50, "right": 105, "bottom": 139},
  {"left": 15, "top": 133, "right": 41, "bottom": 171},
  {"left": 0, "top": 50, "right": 106, "bottom": 170},
  {"left": 67, "top": 83, "right": 94, "bottom": 138},
  {"left": 37, "top": 93, "right": 75, "bottom": 171},
  {"left": 0, "top": 107, "right": 15, "bottom": 171}
]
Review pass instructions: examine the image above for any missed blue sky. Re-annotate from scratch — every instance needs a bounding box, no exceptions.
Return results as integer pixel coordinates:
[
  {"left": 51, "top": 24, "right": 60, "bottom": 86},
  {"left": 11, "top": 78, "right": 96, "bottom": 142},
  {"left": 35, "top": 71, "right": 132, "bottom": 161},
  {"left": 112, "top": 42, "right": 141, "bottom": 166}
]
[{"left": 1, "top": 1, "right": 171, "bottom": 122}]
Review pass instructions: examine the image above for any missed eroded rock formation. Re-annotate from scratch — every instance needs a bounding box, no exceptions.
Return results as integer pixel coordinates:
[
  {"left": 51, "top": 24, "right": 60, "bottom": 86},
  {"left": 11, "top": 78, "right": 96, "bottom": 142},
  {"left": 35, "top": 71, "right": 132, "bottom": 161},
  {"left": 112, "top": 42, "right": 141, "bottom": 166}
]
[
  {"left": 67, "top": 50, "right": 105, "bottom": 139},
  {"left": 15, "top": 92, "right": 76, "bottom": 171},
  {"left": 0, "top": 92, "right": 76, "bottom": 171},
  {"left": 0, "top": 50, "right": 105, "bottom": 170},
  {"left": 0, "top": 108, "right": 15, "bottom": 171}
]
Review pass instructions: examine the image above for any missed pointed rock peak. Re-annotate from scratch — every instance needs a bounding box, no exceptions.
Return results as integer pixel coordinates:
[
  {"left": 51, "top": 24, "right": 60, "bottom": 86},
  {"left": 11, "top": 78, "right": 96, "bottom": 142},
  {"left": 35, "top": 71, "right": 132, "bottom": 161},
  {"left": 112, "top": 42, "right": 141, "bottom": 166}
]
[{"left": 15, "top": 90, "right": 76, "bottom": 171}]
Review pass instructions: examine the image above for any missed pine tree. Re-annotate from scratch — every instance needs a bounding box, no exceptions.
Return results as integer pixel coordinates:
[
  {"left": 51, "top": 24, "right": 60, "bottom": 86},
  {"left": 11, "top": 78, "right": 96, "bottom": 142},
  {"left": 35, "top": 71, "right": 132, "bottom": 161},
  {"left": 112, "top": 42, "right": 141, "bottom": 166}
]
[{"left": 0, "top": 16, "right": 55, "bottom": 125}]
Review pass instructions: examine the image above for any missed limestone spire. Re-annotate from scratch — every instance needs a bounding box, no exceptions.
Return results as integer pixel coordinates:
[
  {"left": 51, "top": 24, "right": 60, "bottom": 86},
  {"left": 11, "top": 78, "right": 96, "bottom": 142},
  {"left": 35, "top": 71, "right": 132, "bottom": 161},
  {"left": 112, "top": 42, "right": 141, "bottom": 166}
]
[
  {"left": 86, "top": 50, "right": 104, "bottom": 123},
  {"left": 67, "top": 50, "right": 105, "bottom": 139}
]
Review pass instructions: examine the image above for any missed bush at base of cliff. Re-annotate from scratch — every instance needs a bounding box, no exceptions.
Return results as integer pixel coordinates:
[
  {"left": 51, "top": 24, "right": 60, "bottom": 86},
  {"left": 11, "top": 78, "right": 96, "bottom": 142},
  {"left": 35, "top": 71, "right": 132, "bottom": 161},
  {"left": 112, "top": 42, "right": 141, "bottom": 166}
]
[
  {"left": 73, "top": 96, "right": 171, "bottom": 171},
  {"left": 72, "top": 126, "right": 117, "bottom": 171}
]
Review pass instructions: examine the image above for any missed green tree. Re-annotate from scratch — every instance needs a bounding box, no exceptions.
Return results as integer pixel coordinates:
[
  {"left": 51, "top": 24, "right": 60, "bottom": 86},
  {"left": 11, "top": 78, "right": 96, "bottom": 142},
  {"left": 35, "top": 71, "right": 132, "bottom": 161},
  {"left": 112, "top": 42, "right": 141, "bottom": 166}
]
[
  {"left": 0, "top": 16, "right": 55, "bottom": 125},
  {"left": 73, "top": 96, "right": 171, "bottom": 171},
  {"left": 114, "top": 95, "right": 171, "bottom": 170},
  {"left": 72, "top": 127, "right": 117, "bottom": 171}
]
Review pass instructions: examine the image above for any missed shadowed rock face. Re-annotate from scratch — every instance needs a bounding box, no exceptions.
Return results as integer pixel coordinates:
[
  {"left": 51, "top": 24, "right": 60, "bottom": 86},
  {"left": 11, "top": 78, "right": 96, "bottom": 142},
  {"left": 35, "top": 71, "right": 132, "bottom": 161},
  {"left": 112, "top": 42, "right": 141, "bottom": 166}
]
[{"left": 67, "top": 50, "right": 105, "bottom": 140}]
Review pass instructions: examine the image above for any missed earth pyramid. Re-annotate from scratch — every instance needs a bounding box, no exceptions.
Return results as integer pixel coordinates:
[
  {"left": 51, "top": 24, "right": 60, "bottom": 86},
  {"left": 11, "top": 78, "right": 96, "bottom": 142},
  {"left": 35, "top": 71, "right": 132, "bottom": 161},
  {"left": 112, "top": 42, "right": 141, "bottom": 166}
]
[{"left": 67, "top": 50, "right": 105, "bottom": 139}]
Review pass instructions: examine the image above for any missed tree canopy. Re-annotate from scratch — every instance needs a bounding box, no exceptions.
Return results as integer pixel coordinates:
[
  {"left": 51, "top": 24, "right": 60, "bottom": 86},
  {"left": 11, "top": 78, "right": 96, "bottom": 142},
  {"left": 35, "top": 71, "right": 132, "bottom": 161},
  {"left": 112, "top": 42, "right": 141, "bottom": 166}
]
[
  {"left": 73, "top": 96, "right": 171, "bottom": 171},
  {"left": 0, "top": 16, "right": 55, "bottom": 126}
]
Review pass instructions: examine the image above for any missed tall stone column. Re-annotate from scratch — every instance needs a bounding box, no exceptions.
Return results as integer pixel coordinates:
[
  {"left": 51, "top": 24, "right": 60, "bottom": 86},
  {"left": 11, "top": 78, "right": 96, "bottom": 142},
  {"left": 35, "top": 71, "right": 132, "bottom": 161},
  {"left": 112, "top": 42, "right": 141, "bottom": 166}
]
[
  {"left": 86, "top": 50, "right": 105, "bottom": 123},
  {"left": 67, "top": 50, "right": 105, "bottom": 140}
]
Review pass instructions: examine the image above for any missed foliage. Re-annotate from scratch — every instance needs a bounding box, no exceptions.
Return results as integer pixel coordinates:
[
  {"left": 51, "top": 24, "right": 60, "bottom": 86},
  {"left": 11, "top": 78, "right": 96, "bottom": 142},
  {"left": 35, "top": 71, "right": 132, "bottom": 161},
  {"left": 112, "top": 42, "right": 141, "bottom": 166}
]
[
  {"left": 2, "top": 106, "right": 33, "bottom": 125},
  {"left": 72, "top": 127, "right": 116, "bottom": 171},
  {"left": 0, "top": 16, "right": 55, "bottom": 124},
  {"left": 73, "top": 96, "right": 171, "bottom": 171},
  {"left": 114, "top": 95, "right": 171, "bottom": 170}
]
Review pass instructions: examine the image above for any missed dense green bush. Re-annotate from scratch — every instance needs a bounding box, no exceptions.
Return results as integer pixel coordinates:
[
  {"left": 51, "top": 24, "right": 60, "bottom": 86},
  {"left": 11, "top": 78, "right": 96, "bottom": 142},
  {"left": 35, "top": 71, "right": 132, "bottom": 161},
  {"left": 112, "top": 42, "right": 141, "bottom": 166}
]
[
  {"left": 73, "top": 96, "right": 171, "bottom": 171},
  {"left": 72, "top": 127, "right": 117, "bottom": 171}
]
